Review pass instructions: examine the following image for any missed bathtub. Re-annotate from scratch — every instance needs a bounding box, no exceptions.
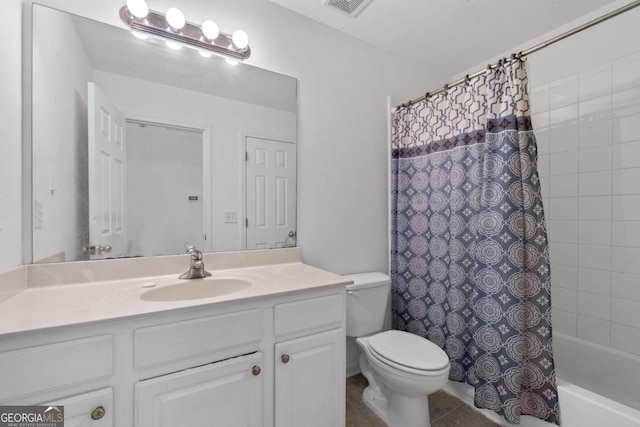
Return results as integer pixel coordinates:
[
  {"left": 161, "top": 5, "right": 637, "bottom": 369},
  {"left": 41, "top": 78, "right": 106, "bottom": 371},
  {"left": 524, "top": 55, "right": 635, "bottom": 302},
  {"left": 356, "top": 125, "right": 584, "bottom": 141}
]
[{"left": 443, "top": 332, "right": 640, "bottom": 426}]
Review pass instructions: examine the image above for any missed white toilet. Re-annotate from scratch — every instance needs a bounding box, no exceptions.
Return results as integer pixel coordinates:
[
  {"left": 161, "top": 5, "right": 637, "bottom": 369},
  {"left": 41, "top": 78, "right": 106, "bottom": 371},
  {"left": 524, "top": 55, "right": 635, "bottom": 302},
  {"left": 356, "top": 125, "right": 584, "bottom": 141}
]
[{"left": 346, "top": 272, "right": 450, "bottom": 427}]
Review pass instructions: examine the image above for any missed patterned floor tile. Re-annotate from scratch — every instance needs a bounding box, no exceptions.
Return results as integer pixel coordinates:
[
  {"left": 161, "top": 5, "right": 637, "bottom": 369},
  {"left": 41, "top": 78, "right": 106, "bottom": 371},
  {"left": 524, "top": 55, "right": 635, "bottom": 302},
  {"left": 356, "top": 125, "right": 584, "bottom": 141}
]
[{"left": 345, "top": 374, "right": 501, "bottom": 427}]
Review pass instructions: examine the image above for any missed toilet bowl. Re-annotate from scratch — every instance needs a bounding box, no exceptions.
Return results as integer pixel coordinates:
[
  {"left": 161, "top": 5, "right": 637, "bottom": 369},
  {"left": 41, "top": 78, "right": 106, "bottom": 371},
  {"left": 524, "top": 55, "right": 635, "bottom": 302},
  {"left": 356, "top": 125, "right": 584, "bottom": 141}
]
[{"left": 346, "top": 273, "right": 450, "bottom": 427}]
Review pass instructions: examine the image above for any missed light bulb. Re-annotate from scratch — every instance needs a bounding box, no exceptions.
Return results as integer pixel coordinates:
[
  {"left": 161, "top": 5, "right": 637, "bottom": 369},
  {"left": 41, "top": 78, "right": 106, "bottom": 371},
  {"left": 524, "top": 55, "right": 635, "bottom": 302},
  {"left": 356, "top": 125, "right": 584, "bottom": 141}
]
[
  {"left": 232, "top": 30, "right": 249, "bottom": 50},
  {"left": 131, "top": 30, "right": 148, "bottom": 40},
  {"left": 127, "top": 0, "right": 149, "bottom": 18},
  {"left": 166, "top": 7, "right": 186, "bottom": 30},
  {"left": 225, "top": 58, "right": 238, "bottom": 66},
  {"left": 202, "top": 20, "right": 219, "bottom": 40},
  {"left": 199, "top": 50, "right": 212, "bottom": 58}
]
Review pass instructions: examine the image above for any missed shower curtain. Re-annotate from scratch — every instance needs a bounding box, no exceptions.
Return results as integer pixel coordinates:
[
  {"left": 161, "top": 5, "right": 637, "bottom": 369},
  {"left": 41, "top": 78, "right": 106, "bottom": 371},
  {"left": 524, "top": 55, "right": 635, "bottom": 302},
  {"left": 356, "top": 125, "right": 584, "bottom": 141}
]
[{"left": 391, "top": 59, "right": 560, "bottom": 425}]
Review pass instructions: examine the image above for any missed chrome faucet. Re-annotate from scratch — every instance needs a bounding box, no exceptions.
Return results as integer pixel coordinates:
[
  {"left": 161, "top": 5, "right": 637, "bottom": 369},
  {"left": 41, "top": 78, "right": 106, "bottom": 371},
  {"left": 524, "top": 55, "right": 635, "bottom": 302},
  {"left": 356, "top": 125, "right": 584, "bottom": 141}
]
[{"left": 179, "top": 244, "right": 212, "bottom": 279}]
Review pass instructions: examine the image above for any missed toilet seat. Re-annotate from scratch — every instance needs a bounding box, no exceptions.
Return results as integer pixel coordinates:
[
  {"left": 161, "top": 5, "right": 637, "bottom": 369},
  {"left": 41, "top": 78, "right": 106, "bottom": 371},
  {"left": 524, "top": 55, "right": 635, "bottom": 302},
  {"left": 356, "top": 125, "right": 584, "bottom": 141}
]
[{"left": 367, "top": 330, "right": 449, "bottom": 375}]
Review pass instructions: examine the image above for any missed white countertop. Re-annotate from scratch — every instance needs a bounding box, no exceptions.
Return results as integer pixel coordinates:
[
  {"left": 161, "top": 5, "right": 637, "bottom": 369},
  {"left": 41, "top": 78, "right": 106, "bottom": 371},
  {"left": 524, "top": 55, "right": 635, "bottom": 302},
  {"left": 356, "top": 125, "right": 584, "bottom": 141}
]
[{"left": 0, "top": 262, "right": 351, "bottom": 336}]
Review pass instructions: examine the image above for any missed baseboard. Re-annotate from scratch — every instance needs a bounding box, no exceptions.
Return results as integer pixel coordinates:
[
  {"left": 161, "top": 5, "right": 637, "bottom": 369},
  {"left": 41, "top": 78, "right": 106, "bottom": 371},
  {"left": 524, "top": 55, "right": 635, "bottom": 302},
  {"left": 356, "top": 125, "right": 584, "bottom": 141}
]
[{"left": 346, "top": 360, "right": 361, "bottom": 378}]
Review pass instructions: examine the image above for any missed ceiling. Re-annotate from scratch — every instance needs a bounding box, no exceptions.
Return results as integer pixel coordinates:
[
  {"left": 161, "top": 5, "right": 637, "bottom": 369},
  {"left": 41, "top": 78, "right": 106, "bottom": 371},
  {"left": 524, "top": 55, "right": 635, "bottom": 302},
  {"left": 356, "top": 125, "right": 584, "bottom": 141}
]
[{"left": 268, "top": 0, "right": 619, "bottom": 77}]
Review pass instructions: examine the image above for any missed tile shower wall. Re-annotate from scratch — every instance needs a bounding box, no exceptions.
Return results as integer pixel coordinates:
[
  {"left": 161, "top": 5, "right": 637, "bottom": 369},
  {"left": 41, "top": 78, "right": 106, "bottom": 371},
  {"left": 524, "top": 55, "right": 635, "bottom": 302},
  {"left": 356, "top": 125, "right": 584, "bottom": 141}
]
[{"left": 531, "top": 51, "right": 640, "bottom": 356}]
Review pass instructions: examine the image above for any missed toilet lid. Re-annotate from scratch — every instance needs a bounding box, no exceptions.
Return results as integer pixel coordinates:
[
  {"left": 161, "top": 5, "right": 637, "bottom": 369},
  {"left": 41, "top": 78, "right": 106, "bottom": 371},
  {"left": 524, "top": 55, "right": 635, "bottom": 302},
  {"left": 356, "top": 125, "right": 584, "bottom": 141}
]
[{"left": 368, "top": 330, "right": 449, "bottom": 372}]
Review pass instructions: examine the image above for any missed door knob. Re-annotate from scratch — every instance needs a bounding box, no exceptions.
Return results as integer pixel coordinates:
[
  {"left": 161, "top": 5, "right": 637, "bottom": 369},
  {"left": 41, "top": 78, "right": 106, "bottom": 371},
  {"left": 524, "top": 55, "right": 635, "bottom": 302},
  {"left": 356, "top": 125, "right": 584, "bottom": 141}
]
[
  {"left": 90, "top": 406, "right": 105, "bottom": 420},
  {"left": 288, "top": 231, "right": 296, "bottom": 238},
  {"left": 252, "top": 366, "right": 261, "bottom": 376},
  {"left": 281, "top": 354, "right": 290, "bottom": 364},
  {"left": 97, "top": 245, "right": 112, "bottom": 253}
]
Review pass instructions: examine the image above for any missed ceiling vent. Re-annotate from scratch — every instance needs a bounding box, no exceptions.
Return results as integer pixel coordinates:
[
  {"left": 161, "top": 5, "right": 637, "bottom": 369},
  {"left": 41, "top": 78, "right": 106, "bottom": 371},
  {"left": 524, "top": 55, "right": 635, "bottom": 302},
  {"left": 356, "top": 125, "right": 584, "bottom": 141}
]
[{"left": 323, "top": 0, "right": 373, "bottom": 18}]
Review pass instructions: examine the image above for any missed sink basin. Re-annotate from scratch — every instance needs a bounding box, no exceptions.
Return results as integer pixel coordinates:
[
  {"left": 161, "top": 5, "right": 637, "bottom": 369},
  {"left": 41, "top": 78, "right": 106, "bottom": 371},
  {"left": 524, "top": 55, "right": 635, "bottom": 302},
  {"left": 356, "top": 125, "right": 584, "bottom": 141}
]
[{"left": 141, "top": 278, "right": 252, "bottom": 302}]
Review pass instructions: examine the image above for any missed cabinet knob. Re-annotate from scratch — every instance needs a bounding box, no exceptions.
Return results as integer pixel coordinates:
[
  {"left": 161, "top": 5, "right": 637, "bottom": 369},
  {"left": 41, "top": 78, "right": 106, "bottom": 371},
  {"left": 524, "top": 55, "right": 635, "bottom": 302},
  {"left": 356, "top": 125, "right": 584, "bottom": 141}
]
[
  {"left": 281, "top": 354, "right": 290, "bottom": 364},
  {"left": 252, "top": 365, "right": 261, "bottom": 376},
  {"left": 97, "top": 245, "right": 112, "bottom": 253},
  {"left": 91, "top": 406, "right": 106, "bottom": 420},
  {"left": 81, "top": 246, "right": 96, "bottom": 255}
]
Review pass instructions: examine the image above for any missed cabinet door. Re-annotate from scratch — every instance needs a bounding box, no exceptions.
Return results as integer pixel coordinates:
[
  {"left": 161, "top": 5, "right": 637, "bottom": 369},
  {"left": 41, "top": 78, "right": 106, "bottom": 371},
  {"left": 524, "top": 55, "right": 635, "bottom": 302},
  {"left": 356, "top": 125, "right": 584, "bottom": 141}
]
[
  {"left": 275, "top": 329, "right": 345, "bottom": 427},
  {"left": 136, "top": 352, "right": 263, "bottom": 427},
  {"left": 42, "top": 388, "right": 113, "bottom": 427}
]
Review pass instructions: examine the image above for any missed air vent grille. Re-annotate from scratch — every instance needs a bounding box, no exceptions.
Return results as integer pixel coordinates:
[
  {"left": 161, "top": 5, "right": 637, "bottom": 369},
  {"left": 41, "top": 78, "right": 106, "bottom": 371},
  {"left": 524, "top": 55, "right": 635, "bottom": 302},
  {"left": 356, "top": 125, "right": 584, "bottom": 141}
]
[{"left": 323, "top": 0, "right": 373, "bottom": 17}]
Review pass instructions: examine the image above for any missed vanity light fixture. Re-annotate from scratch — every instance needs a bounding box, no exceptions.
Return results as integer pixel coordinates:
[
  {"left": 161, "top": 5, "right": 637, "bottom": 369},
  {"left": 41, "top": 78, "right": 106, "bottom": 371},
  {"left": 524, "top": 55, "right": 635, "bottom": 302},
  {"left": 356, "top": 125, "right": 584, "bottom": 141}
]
[
  {"left": 165, "top": 7, "right": 186, "bottom": 30},
  {"left": 120, "top": 0, "right": 251, "bottom": 60},
  {"left": 202, "top": 20, "right": 219, "bottom": 40},
  {"left": 126, "top": 0, "right": 149, "bottom": 19}
]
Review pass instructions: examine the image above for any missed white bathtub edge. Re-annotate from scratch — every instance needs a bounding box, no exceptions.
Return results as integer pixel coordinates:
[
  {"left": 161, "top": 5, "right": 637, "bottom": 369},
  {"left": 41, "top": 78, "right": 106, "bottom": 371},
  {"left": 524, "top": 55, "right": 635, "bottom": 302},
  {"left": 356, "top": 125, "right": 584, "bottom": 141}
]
[{"left": 443, "top": 378, "right": 640, "bottom": 427}]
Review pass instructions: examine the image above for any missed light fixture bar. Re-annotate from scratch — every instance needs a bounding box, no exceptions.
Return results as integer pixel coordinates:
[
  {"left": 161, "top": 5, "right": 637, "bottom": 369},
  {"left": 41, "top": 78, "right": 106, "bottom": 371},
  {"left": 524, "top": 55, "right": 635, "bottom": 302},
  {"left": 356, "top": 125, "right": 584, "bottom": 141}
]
[{"left": 119, "top": 6, "right": 251, "bottom": 60}]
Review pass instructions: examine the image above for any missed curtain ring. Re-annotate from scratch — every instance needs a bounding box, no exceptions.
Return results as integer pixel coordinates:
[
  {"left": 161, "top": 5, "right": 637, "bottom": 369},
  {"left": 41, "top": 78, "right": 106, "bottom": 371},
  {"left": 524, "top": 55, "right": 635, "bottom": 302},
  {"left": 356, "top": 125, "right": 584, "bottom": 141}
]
[
  {"left": 443, "top": 84, "right": 449, "bottom": 91},
  {"left": 425, "top": 92, "right": 431, "bottom": 100},
  {"left": 465, "top": 74, "right": 471, "bottom": 84}
]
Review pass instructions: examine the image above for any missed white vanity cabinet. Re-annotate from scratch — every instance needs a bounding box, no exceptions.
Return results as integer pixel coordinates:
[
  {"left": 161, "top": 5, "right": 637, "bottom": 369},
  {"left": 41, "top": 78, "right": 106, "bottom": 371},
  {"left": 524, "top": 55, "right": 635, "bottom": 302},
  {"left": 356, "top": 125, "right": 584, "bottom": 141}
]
[
  {"left": 275, "top": 329, "right": 344, "bottom": 427},
  {"left": 0, "top": 286, "right": 345, "bottom": 427},
  {"left": 43, "top": 388, "right": 113, "bottom": 427},
  {"left": 136, "top": 353, "right": 264, "bottom": 427},
  {"left": 273, "top": 293, "right": 346, "bottom": 427}
]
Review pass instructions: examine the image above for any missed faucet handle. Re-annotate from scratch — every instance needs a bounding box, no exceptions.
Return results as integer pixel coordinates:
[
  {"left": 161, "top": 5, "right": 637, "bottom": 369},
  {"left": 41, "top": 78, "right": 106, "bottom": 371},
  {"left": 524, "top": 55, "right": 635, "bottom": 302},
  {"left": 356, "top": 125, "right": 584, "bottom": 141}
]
[{"left": 185, "top": 244, "right": 203, "bottom": 261}]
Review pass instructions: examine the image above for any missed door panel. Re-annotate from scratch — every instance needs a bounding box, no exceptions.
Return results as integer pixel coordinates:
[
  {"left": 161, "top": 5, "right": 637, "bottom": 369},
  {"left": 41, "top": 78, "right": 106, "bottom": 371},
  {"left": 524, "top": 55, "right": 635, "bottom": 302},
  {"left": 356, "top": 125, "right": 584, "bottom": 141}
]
[
  {"left": 245, "top": 137, "right": 296, "bottom": 249},
  {"left": 136, "top": 353, "right": 263, "bottom": 427},
  {"left": 88, "top": 82, "right": 127, "bottom": 259},
  {"left": 275, "top": 330, "right": 344, "bottom": 427}
]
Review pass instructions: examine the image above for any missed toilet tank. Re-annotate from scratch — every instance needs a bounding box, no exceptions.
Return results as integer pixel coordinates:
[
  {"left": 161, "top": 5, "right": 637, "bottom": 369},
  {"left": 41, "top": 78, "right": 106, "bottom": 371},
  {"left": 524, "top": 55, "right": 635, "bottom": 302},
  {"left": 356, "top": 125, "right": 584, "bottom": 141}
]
[{"left": 345, "top": 272, "right": 391, "bottom": 337}]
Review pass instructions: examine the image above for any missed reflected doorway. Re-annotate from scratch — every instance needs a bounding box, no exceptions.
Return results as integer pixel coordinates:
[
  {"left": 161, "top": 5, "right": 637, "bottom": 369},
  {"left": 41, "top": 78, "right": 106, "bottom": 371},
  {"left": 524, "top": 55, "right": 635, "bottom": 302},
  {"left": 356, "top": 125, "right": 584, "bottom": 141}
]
[{"left": 126, "top": 120, "right": 208, "bottom": 257}]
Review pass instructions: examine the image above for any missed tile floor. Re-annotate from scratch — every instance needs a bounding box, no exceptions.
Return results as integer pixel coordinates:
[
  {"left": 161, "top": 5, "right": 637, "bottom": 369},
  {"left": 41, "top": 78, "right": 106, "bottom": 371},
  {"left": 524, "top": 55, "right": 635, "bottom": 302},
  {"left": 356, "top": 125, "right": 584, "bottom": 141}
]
[{"left": 346, "top": 374, "right": 502, "bottom": 427}]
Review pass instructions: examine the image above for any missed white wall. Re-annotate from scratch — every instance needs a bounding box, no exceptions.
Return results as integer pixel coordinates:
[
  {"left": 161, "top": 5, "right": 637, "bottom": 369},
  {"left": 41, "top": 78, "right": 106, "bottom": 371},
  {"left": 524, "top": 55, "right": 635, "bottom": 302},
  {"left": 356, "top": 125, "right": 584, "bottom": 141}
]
[
  {"left": 31, "top": 7, "right": 94, "bottom": 263},
  {"left": 3, "top": 0, "right": 445, "bottom": 274},
  {"left": 126, "top": 123, "right": 204, "bottom": 257},
  {"left": 94, "top": 70, "right": 296, "bottom": 252},
  {"left": 0, "top": 0, "right": 23, "bottom": 270}
]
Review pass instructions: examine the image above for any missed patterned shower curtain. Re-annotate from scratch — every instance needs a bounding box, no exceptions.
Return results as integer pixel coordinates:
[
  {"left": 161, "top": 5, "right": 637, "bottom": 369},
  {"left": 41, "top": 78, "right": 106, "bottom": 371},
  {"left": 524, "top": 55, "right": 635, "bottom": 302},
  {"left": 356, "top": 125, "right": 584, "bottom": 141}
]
[{"left": 390, "top": 59, "right": 560, "bottom": 425}]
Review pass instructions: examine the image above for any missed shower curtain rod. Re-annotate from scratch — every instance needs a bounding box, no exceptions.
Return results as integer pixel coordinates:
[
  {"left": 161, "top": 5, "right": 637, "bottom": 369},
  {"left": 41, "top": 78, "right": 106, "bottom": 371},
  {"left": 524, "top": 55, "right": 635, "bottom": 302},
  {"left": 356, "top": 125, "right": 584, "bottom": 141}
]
[{"left": 394, "top": 0, "right": 640, "bottom": 111}]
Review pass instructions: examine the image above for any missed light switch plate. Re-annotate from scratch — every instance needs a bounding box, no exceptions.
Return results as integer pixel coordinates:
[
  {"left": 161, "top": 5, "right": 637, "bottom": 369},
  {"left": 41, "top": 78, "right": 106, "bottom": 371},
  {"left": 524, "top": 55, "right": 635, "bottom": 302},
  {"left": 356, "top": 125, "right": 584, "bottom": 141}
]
[{"left": 224, "top": 211, "right": 237, "bottom": 223}]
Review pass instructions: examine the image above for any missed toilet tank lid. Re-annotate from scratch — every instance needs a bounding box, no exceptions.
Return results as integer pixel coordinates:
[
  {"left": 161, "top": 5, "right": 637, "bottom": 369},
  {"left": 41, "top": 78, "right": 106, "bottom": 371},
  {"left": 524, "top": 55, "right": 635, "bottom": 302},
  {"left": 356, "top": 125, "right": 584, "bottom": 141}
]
[{"left": 344, "top": 272, "right": 391, "bottom": 290}]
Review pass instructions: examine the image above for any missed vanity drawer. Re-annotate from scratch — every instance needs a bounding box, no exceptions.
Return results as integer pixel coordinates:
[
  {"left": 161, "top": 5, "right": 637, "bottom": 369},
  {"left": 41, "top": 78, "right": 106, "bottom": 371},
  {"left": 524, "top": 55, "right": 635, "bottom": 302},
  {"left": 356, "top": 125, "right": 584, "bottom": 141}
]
[
  {"left": 274, "top": 293, "right": 343, "bottom": 339},
  {"left": 135, "top": 309, "right": 262, "bottom": 371},
  {"left": 0, "top": 335, "right": 113, "bottom": 402}
]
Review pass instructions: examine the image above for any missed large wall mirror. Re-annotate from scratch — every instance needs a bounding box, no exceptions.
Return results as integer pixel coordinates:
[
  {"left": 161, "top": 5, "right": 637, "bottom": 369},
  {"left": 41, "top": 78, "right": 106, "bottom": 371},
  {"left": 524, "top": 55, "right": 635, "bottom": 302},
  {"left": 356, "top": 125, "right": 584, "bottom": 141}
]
[{"left": 30, "top": 5, "right": 297, "bottom": 263}]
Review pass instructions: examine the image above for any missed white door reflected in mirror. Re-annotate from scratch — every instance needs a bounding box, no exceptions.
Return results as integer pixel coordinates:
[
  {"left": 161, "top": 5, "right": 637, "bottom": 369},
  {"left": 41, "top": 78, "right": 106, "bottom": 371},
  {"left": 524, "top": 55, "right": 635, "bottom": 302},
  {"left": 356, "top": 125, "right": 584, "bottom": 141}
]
[
  {"left": 88, "top": 82, "right": 127, "bottom": 260},
  {"left": 245, "top": 137, "right": 296, "bottom": 250}
]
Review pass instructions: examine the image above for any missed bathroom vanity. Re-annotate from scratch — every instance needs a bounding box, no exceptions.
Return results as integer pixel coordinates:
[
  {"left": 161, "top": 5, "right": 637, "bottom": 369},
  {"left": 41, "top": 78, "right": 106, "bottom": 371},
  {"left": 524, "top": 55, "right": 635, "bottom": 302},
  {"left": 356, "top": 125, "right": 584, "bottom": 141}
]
[{"left": 0, "top": 249, "right": 349, "bottom": 426}]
